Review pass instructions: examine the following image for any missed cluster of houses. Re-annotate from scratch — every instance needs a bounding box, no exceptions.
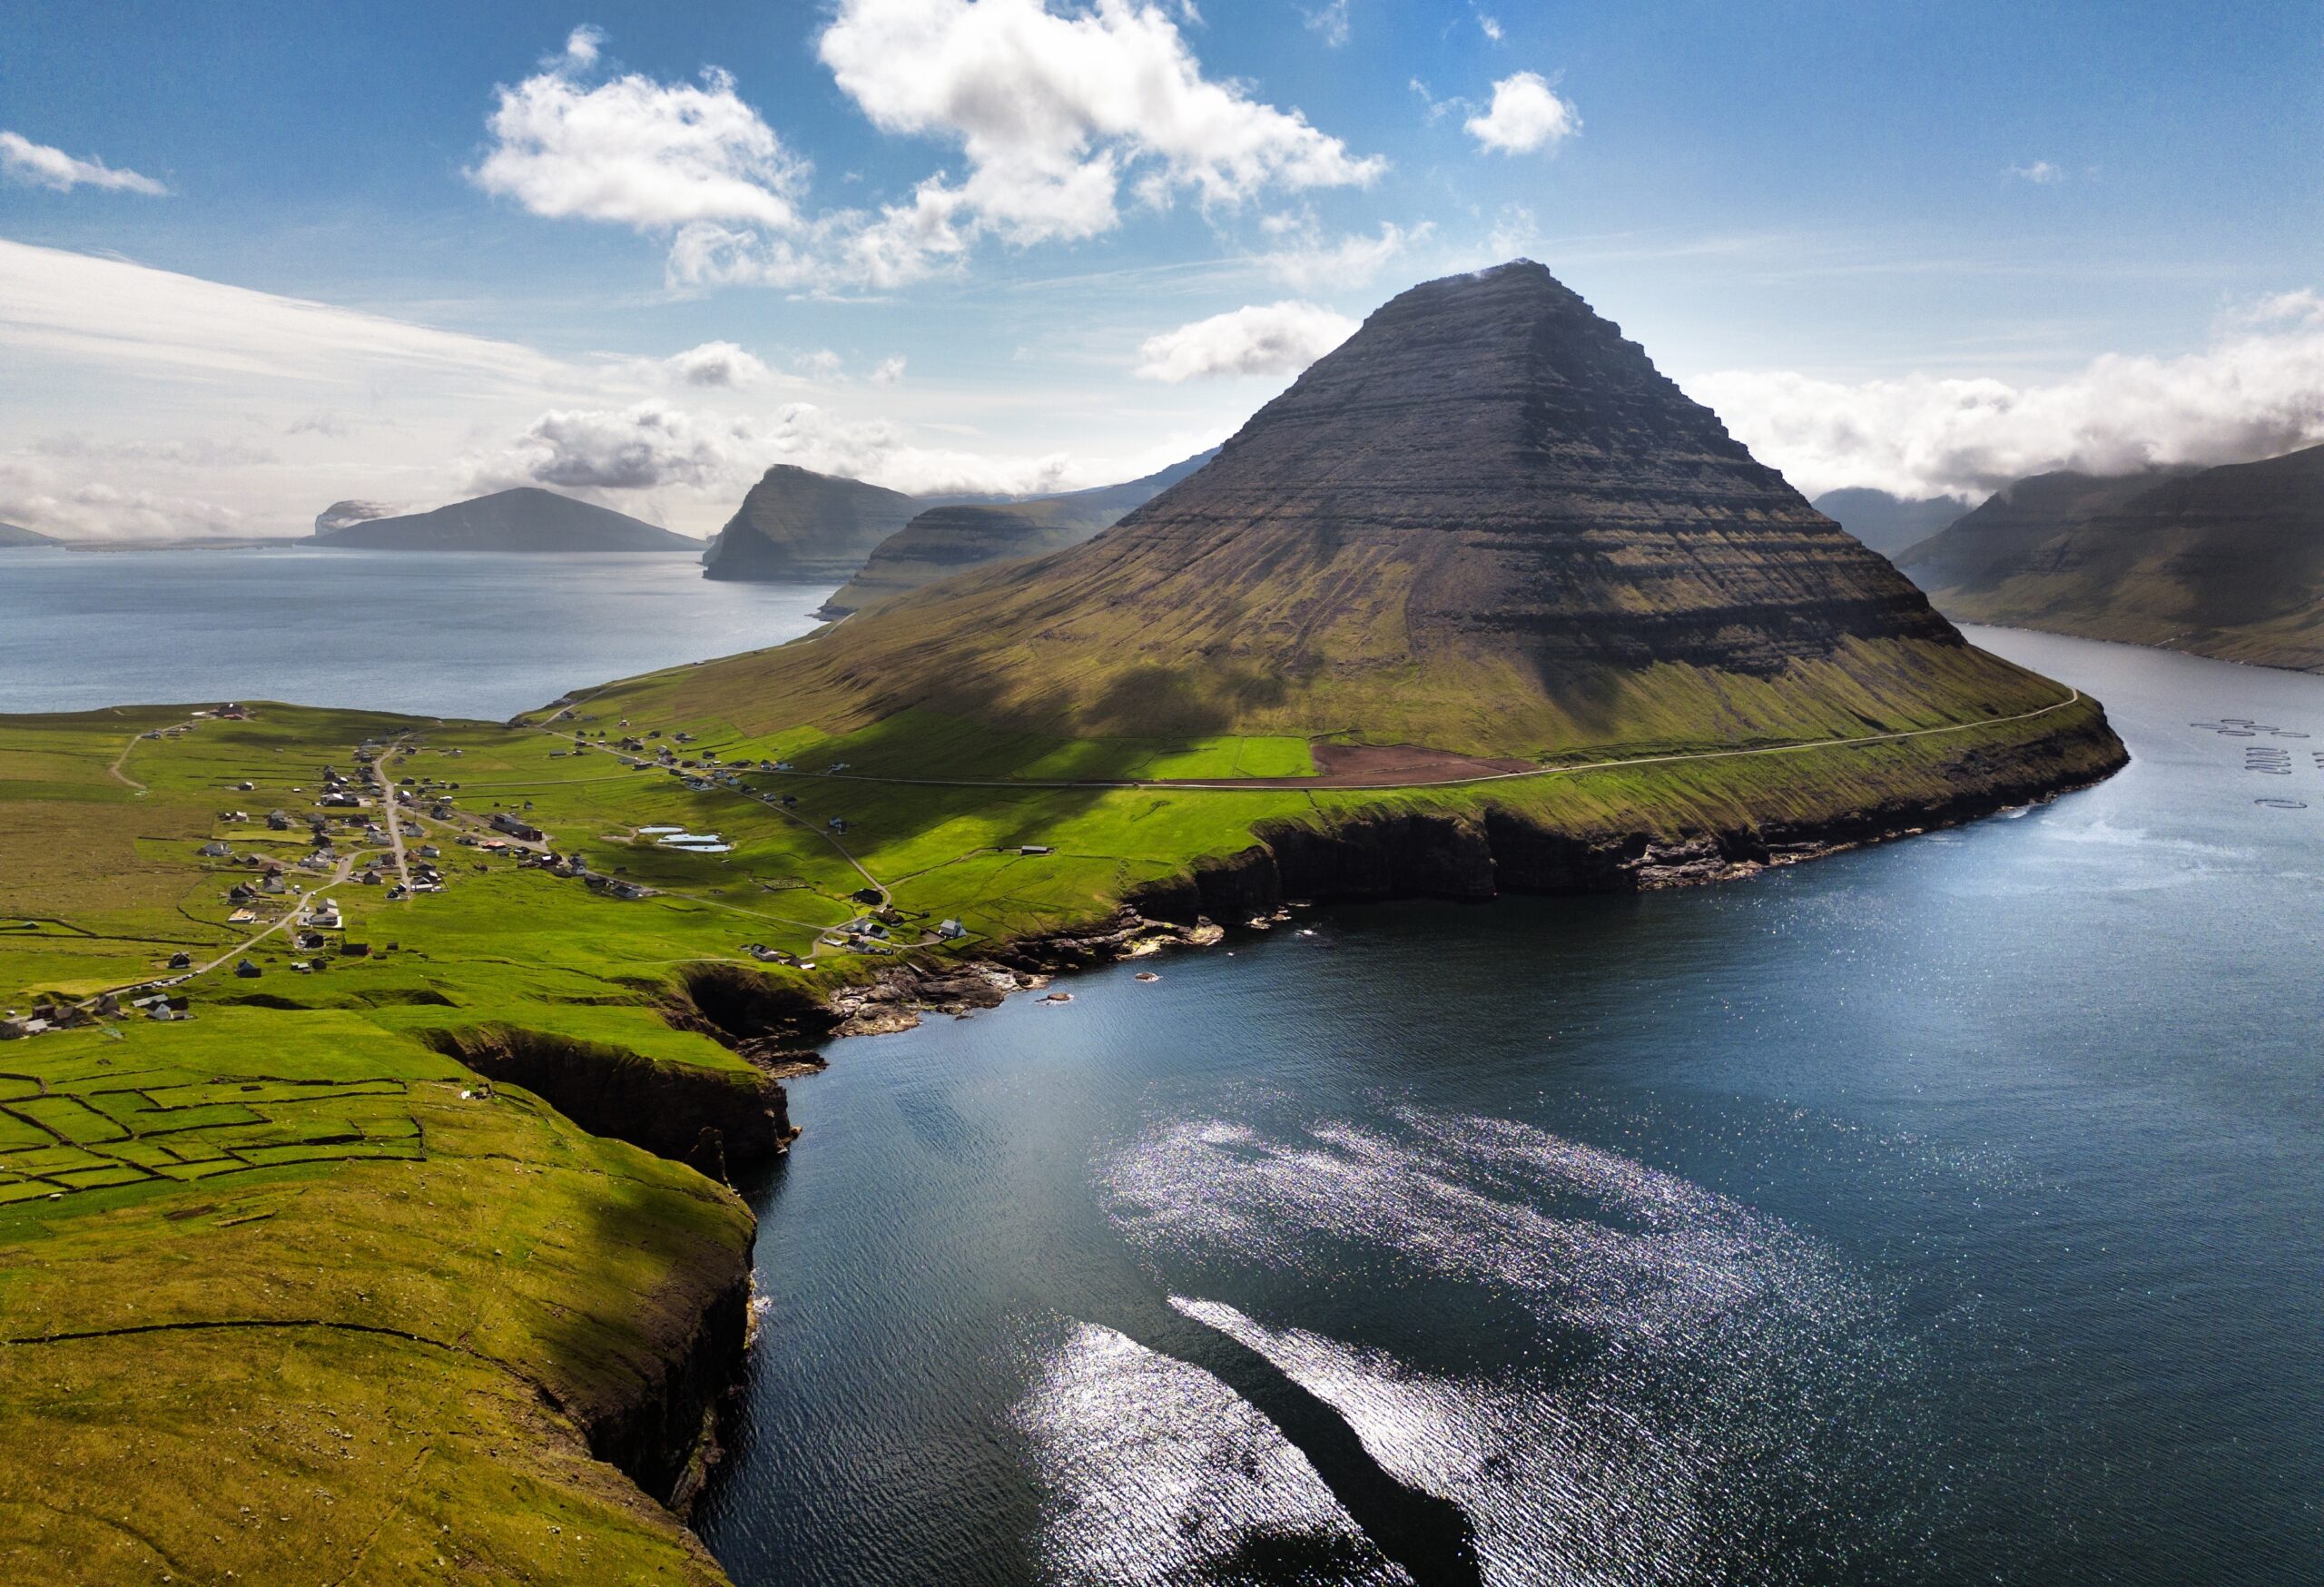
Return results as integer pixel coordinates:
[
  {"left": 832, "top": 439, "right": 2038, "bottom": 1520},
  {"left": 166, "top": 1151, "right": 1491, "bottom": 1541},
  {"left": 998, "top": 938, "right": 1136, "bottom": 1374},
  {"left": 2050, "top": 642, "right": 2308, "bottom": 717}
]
[{"left": 2, "top": 987, "right": 189, "bottom": 1040}]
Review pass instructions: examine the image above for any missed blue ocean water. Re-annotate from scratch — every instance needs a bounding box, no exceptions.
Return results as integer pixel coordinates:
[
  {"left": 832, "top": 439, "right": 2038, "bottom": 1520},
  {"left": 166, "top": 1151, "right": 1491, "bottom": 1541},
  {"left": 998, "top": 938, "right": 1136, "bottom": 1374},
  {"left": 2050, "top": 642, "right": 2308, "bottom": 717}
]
[
  {"left": 696, "top": 627, "right": 2324, "bottom": 1587},
  {"left": 0, "top": 545, "right": 829, "bottom": 719}
]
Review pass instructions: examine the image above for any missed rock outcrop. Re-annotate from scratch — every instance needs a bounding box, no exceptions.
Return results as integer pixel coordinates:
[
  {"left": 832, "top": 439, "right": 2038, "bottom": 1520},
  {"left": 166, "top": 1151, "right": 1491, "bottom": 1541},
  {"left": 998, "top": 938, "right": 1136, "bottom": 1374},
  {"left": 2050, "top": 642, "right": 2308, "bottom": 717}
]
[
  {"left": 420, "top": 1023, "right": 793, "bottom": 1176},
  {"left": 310, "top": 488, "right": 697, "bottom": 552},
  {"left": 818, "top": 448, "right": 1219, "bottom": 616},
  {"left": 1898, "top": 445, "right": 2324, "bottom": 672},
  {"left": 700, "top": 466, "right": 925, "bottom": 583}
]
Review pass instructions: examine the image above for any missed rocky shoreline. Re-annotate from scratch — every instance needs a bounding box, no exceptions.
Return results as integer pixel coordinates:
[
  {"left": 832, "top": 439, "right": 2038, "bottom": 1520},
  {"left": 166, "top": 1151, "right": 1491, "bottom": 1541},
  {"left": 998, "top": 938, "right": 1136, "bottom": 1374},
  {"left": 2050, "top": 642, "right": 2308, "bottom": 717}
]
[
  {"left": 737, "top": 712, "right": 2130, "bottom": 1046},
  {"left": 505, "top": 704, "right": 2125, "bottom": 1566}
]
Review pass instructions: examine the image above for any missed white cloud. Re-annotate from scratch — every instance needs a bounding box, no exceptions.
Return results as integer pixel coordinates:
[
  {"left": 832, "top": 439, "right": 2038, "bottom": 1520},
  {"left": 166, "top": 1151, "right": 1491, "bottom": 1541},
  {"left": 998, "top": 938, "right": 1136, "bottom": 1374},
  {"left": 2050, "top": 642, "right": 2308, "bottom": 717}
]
[
  {"left": 2006, "top": 160, "right": 2065, "bottom": 184},
  {"left": 469, "top": 55, "right": 805, "bottom": 230},
  {"left": 1254, "top": 215, "right": 1428, "bottom": 291},
  {"left": 661, "top": 340, "right": 772, "bottom": 388},
  {"left": 0, "top": 460, "right": 244, "bottom": 540},
  {"left": 558, "top": 24, "right": 603, "bottom": 68},
  {"left": 795, "top": 349, "right": 845, "bottom": 381},
  {"left": 1135, "top": 300, "right": 1357, "bottom": 381},
  {"left": 1485, "top": 202, "right": 1538, "bottom": 261},
  {"left": 1692, "top": 293, "right": 2324, "bottom": 499},
  {"left": 501, "top": 401, "right": 750, "bottom": 490},
  {"left": 478, "top": 13, "right": 1379, "bottom": 292},
  {"left": 0, "top": 237, "right": 557, "bottom": 389},
  {"left": 819, "top": 0, "right": 1384, "bottom": 247},
  {"left": 870, "top": 354, "right": 908, "bottom": 385},
  {"left": 1303, "top": 0, "right": 1350, "bottom": 47},
  {"left": 1473, "top": 5, "right": 1504, "bottom": 42},
  {"left": 0, "top": 131, "right": 168, "bottom": 195},
  {"left": 1464, "top": 72, "right": 1580, "bottom": 155},
  {"left": 0, "top": 237, "right": 1227, "bottom": 540},
  {"left": 476, "top": 397, "right": 1081, "bottom": 500}
]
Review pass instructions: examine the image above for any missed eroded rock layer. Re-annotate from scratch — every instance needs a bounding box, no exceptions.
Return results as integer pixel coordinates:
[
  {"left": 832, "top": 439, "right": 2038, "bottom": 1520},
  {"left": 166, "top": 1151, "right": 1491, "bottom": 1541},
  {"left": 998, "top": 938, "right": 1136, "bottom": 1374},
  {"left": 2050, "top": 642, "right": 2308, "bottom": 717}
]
[{"left": 670, "top": 261, "right": 2078, "bottom": 758}]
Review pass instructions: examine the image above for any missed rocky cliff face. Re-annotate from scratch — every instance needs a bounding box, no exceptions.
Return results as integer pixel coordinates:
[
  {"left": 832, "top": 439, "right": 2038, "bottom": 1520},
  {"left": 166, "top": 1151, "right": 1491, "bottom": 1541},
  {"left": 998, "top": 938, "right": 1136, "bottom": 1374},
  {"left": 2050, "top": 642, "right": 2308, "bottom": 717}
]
[
  {"left": 700, "top": 465, "right": 925, "bottom": 583},
  {"left": 819, "top": 448, "right": 1219, "bottom": 616},
  {"left": 1900, "top": 446, "right": 2324, "bottom": 671},
  {"left": 669, "top": 260, "right": 2088, "bottom": 760},
  {"left": 310, "top": 488, "right": 697, "bottom": 552},
  {"left": 420, "top": 1022, "right": 793, "bottom": 1177}
]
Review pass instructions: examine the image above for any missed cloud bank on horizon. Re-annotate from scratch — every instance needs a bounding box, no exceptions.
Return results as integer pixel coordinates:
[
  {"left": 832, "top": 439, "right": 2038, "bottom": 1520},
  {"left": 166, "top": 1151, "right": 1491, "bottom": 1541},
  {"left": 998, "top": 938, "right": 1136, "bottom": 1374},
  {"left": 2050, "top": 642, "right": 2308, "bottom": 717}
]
[
  {"left": 0, "top": 0, "right": 2317, "bottom": 537},
  {"left": 1698, "top": 291, "right": 2324, "bottom": 502}
]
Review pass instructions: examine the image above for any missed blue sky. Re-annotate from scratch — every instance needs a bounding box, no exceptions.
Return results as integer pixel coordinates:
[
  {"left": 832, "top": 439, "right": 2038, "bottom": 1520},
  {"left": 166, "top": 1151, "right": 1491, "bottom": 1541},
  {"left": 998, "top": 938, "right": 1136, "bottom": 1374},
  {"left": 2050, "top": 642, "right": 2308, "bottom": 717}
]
[{"left": 1, "top": 0, "right": 2319, "bottom": 538}]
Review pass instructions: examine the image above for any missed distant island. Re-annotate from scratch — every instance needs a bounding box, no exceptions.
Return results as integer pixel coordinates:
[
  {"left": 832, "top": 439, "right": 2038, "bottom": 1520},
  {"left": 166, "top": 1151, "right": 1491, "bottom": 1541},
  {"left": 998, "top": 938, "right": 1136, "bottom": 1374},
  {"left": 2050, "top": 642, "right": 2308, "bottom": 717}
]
[
  {"left": 1899, "top": 444, "right": 2324, "bottom": 673},
  {"left": 309, "top": 487, "right": 699, "bottom": 553},
  {"left": 0, "top": 520, "right": 64, "bottom": 547},
  {"left": 819, "top": 448, "right": 1219, "bottom": 616}
]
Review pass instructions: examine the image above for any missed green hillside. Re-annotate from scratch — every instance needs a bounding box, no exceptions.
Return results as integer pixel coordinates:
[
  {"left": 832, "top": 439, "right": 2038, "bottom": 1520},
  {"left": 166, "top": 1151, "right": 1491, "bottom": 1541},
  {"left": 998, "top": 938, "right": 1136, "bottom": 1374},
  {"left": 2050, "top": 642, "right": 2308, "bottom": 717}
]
[{"left": 1900, "top": 445, "right": 2324, "bottom": 672}]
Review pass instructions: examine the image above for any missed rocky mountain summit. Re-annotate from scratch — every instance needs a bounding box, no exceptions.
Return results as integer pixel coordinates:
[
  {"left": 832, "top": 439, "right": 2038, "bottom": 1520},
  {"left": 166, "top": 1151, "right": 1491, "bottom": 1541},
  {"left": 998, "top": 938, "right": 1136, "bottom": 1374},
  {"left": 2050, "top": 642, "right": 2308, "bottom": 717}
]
[
  {"left": 675, "top": 260, "right": 2086, "bottom": 760},
  {"left": 818, "top": 448, "right": 1219, "bottom": 616},
  {"left": 1901, "top": 444, "right": 2324, "bottom": 672},
  {"left": 310, "top": 488, "right": 696, "bottom": 552}
]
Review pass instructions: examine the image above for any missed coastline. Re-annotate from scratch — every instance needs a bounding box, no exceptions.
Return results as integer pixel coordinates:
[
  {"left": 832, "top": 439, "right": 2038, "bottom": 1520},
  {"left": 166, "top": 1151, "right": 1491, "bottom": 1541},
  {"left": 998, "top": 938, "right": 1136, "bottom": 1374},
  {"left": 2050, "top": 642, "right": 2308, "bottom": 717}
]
[{"left": 0, "top": 681, "right": 2125, "bottom": 1586}]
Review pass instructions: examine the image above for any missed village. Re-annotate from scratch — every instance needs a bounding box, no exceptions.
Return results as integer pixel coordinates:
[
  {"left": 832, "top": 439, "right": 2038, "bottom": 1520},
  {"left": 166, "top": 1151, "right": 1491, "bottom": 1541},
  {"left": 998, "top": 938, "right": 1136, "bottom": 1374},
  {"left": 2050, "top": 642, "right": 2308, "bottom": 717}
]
[{"left": 2, "top": 701, "right": 1033, "bottom": 1042}]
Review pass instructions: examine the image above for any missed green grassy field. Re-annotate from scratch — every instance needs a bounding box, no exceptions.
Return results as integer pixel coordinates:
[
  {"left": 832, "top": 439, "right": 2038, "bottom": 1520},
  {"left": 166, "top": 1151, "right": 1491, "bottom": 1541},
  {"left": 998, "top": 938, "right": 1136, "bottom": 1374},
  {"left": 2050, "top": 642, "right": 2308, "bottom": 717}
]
[{"left": 0, "top": 667, "right": 2123, "bottom": 1584}]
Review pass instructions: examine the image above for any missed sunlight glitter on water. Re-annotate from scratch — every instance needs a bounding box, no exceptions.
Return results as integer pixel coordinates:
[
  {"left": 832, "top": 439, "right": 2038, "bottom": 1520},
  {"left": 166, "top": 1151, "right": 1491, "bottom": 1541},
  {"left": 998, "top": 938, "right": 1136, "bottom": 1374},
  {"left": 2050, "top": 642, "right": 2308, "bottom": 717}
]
[
  {"left": 1094, "top": 1112, "right": 1908, "bottom": 1585},
  {"left": 1011, "top": 1316, "right": 1412, "bottom": 1586}
]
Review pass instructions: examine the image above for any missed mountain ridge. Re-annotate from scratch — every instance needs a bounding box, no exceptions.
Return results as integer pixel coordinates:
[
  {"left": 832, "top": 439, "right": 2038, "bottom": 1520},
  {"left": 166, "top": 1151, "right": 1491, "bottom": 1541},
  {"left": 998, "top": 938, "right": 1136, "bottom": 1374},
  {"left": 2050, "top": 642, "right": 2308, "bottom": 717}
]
[
  {"left": 1811, "top": 488, "right": 1967, "bottom": 557},
  {"left": 1900, "top": 447, "right": 2323, "bottom": 671},
  {"left": 817, "top": 448, "right": 1221, "bottom": 616}
]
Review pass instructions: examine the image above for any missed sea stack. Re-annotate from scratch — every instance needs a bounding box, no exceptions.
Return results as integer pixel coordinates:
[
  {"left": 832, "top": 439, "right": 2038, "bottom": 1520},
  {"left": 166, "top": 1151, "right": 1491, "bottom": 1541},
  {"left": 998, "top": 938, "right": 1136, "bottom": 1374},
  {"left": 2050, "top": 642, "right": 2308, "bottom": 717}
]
[{"left": 673, "top": 260, "right": 2116, "bottom": 768}]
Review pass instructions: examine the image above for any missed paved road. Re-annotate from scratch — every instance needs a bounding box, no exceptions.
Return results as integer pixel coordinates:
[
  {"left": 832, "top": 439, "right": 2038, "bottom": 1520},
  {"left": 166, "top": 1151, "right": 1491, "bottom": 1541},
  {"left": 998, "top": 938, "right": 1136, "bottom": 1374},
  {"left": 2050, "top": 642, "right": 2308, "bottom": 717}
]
[
  {"left": 373, "top": 743, "right": 416, "bottom": 893},
  {"left": 743, "top": 689, "right": 2088, "bottom": 794}
]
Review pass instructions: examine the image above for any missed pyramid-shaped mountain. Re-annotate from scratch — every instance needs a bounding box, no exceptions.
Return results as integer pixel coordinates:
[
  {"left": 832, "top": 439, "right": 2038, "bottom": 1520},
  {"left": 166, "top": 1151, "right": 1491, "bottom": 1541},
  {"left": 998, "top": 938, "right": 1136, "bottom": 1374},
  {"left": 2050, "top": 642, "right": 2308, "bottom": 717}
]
[{"left": 674, "top": 261, "right": 2078, "bottom": 756}]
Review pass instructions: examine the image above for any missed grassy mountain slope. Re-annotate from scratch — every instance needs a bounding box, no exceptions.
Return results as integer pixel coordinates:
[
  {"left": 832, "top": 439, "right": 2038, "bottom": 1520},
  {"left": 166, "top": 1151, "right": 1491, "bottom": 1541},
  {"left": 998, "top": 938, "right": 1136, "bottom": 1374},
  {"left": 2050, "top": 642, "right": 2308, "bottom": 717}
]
[
  {"left": 1900, "top": 445, "right": 2324, "bottom": 672},
  {"left": 820, "top": 448, "right": 1219, "bottom": 616},
  {"left": 670, "top": 262, "right": 2083, "bottom": 761}
]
